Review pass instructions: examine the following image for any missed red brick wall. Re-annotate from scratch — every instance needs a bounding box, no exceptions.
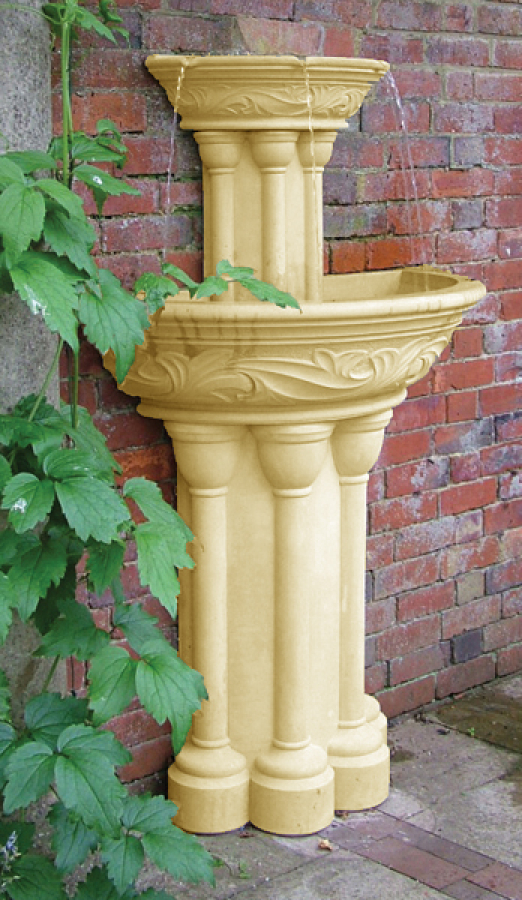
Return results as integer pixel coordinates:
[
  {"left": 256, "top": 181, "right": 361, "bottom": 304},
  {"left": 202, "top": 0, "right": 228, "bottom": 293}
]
[{"left": 56, "top": 1, "right": 522, "bottom": 785}]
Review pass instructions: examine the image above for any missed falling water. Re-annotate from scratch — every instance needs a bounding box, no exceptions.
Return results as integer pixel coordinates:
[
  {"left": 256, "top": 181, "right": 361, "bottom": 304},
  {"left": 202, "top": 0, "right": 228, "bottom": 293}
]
[
  {"left": 383, "top": 71, "right": 434, "bottom": 270},
  {"left": 165, "top": 60, "right": 187, "bottom": 215}
]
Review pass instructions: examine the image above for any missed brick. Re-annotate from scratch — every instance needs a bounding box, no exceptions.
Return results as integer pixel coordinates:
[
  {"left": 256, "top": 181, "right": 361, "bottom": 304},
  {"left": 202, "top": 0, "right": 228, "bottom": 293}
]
[
  {"left": 376, "top": 0, "right": 442, "bottom": 30},
  {"left": 496, "top": 412, "right": 522, "bottom": 443},
  {"left": 393, "top": 822, "right": 492, "bottom": 872},
  {"left": 95, "top": 253, "right": 162, "bottom": 291},
  {"left": 502, "top": 583, "right": 522, "bottom": 617},
  {"left": 375, "top": 555, "right": 440, "bottom": 602},
  {"left": 371, "top": 492, "right": 438, "bottom": 532},
  {"left": 481, "top": 442, "right": 522, "bottom": 475},
  {"left": 453, "top": 327, "right": 484, "bottom": 359},
  {"left": 95, "top": 411, "right": 166, "bottom": 452},
  {"left": 452, "top": 198, "right": 484, "bottom": 229},
  {"left": 361, "top": 33, "right": 424, "bottom": 64},
  {"left": 368, "top": 470, "right": 385, "bottom": 503},
  {"left": 362, "top": 170, "right": 431, "bottom": 202},
  {"left": 366, "top": 533, "right": 394, "bottom": 570},
  {"left": 427, "top": 37, "right": 490, "bottom": 66},
  {"left": 495, "top": 108, "right": 522, "bottom": 134},
  {"left": 386, "top": 457, "right": 449, "bottom": 498},
  {"left": 107, "top": 707, "right": 171, "bottom": 747},
  {"left": 378, "top": 431, "right": 431, "bottom": 467},
  {"left": 500, "top": 291, "right": 522, "bottom": 321},
  {"left": 446, "top": 71, "right": 474, "bottom": 101},
  {"left": 388, "top": 396, "right": 446, "bottom": 434},
  {"left": 324, "top": 25, "right": 356, "bottom": 57},
  {"left": 119, "top": 735, "right": 173, "bottom": 783},
  {"left": 377, "top": 614, "right": 441, "bottom": 659},
  {"left": 324, "top": 204, "right": 386, "bottom": 239},
  {"left": 480, "top": 383, "right": 522, "bottom": 416},
  {"left": 433, "top": 358, "right": 495, "bottom": 392},
  {"left": 387, "top": 200, "right": 451, "bottom": 235},
  {"left": 115, "top": 444, "right": 176, "bottom": 483},
  {"left": 442, "top": 595, "right": 501, "bottom": 640},
  {"left": 450, "top": 452, "right": 481, "bottom": 484},
  {"left": 484, "top": 136, "right": 522, "bottom": 166},
  {"left": 395, "top": 517, "right": 456, "bottom": 561},
  {"left": 447, "top": 390, "right": 479, "bottom": 423},
  {"left": 330, "top": 133, "right": 384, "bottom": 169},
  {"left": 377, "top": 675, "right": 436, "bottom": 719},
  {"left": 486, "top": 559, "right": 522, "bottom": 594},
  {"left": 366, "top": 235, "right": 433, "bottom": 269},
  {"left": 331, "top": 241, "right": 365, "bottom": 274},
  {"left": 81, "top": 180, "right": 160, "bottom": 218},
  {"left": 362, "top": 103, "right": 431, "bottom": 137},
  {"left": 475, "top": 72, "right": 522, "bottom": 101},
  {"left": 435, "top": 420, "right": 494, "bottom": 456},
  {"left": 500, "top": 473, "right": 522, "bottom": 500},
  {"left": 494, "top": 39, "right": 522, "bottom": 70},
  {"left": 452, "top": 628, "right": 482, "bottom": 663},
  {"left": 442, "top": 536, "right": 500, "bottom": 578},
  {"left": 432, "top": 169, "right": 495, "bottom": 198},
  {"left": 70, "top": 92, "right": 147, "bottom": 134},
  {"left": 212, "top": 0, "right": 293, "bottom": 15},
  {"left": 358, "top": 836, "right": 469, "bottom": 889},
  {"left": 478, "top": 5, "right": 522, "bottom": 35},
  {"left": 389, "top": 644, "right": 445, "bottom": 685},
  {"left": 486, "top": 198, "right": 522, "bottom": 229},
  {"left": 295, "top": 0, "right": 373, "bottom": 27},
  {"left": 498, "top": 643, "right": 522, "bottom": 677},
  {"left": 484, "top": 499, "right": 522, "bottom": 534},
  {"left": 144, "top": 14, "right": 235, "bottom": 52},
  {"left": 496, "top": 352, "right": 522, "bottom": 383},
  {"left": 457, "top": 571, "right": 485, "bottom": 606},
  {"left": 366, "top": 598, "right": 396, "bottom": 634},
  {"left": 397, "top": 582, "right": 455, "bottom": 621},
  {"left": 440, "top": 478, "right": 497, "bottom": 516},
  {"left": 70, "top": 49, "right": 151, "bottom": 90},
  {"left": 391, "top": 70, "right": 443, "bottom": 100},
  {"left": 365, "top": 663, "right": 388, "bottom": 694},
  {"left": 484, "top": 321, "right": 522, "bottom": 354},
  {"left": 236, "top": 16, "right": 323, "bottom": 54},
  {"left": 323, "top": 171, "right": 357, "bottom": 205},
  {"left": 102, "top": 214, "right": 193, "bottom": 254},
  {"left": 469, "top": 862, "right": 522, "bottom": 900},
  {"left": 437, "top": 230, "right": 497, "bottom": 265},
  {"left": 496, "top": 171, "right": 522, "bottom": 198},
  {"left": 436, "top": 655, "right": 496, "bottom": 699}
]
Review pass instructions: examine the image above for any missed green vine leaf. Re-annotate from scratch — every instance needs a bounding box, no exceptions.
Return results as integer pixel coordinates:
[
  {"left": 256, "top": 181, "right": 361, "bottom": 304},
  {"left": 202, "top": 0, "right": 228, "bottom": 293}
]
[
  {"left": 3, "top": 740, "right": 55, "bottom": 812},
  {"left": 134, "top": 272, "right": 179, "bottom": 314},
  {"left": 123, "top": 478, "right": 192, "bottom": 544},
  {"left": 7, "top": 854, "right": 67, "bottom": 900},
  {"left": 37, "top": 598, "right": 110, "bottom": 661},
  {"left": 87, "top": 539, "right": 125, "bottom": 594},
  {"left": 122, "top": 795, "right": 215, "bottom": 886},
  {"left": 0, "top": 574, "right": 14, "bottom": 645},
  {"left": 0, "top": 670, "right": 12, "bottom": 722},
  {"left": 8, "top": 538, "right": 67, "bottom": 621},
  {"left": 24, "top": 693, "right": 89, "bottom": 749},
  {"left": 0, "top": 156, "right": 25, "bottom": 189},
  {"left": 101, "top": 834, "right": 144, "bottom": 895},
  {"left": 0, "top": 721, "right": 17, "bottom": 786},
  {"left": 55, "top": 475, "right": 129, "bottom": 543},
  {"left": 135, "top": 640, "right": 207, "bottom": 751},
  {"left": 162, "top": 263, "right": 197, "bottom": 292},
  {"left": 55, "top": 724, "right": 129, "bottom": 833},
  {"left": 88, "top": 645, "right": 137, "bottom": 724},
  {"left": 0, "top": 454, "right": 12, "bottom": 492},
  {"left": 194, "top": 274, "right": 228, "bottom": 299},
  {"left": 49, "top": 802, "right": 99, "bottom": 874},
  {"left": 74, "top": 164, "right": 139, "bottom": 216},
  {"left": 37, "top": 178, "right": 85, "bottom": 219},
  {"left": 73, "top": 867, "right": 136, "bottom": 900},
  {"left": 134, "top": 523, "right": 181, "bottom": 619},
  {"left": 112, "top": 599, "right": 163, "bottom": 655},
  {"left": 1, "top": 473, "right": 55, "bottom": 533},
  {"left": 43, "top": 206, "right": 98, "bottom": 278},
  {"left": 0, "top": 182, "right": 45, "bottom": 266},
  {"left": 9, "top": 252, "right": 80, "bottom": 350},
  {"left": 5, "top": 150, "right": 58, "bottom": 174},
  {"left": 79, "top": 269, "right": 150, "bottom": 383}
]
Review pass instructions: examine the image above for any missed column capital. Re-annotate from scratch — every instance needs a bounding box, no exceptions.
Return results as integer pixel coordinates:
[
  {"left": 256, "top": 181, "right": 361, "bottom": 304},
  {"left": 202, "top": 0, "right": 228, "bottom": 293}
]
[
  {"left": 249, "top": 130, "right": 298, "bottom": 171},
  {"left": 252, "top": 423, "right": 332, "bottom": 492},
  {"left": 332, "top": 412, "right": 391, "bottom": 479},
  {"left": 165, "top": 422, "right": 246, "bottom": 490},
  {"left": 297, "top": 130, "right": 337, "bottom": 170},
  {"left": 195, "top": 130, "right": 245, "bottom": 170}
]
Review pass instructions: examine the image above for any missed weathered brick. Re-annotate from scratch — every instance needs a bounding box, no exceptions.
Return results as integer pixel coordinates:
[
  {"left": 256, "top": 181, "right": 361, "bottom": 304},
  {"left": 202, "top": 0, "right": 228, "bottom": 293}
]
[
  {"left": 367, "top": 533, "right": 395, "bottom": 570},
  {"left": 386, "top": 457, "right": 449, "bottom": 498},
  {"left": 395, "top": 517, "right": 456, "bottom": 561},
  {"left": 119, "top": 735, "right": 173, "bottom": 783},
  {"left": 451, "top": 628, "right": 482, "bottom": 664},
  {"left": 440, "top": 478, "right": 497, "bottom": 516},
  {"left": 366, "top": 598, "right": 396, "bottom": 635},
  {"left": 432, "top": 169, "right": 495, "bottom": 198},
  {"left": 397, "top": 581, "right": 455, "bottom": 622},
  {"left": 478, "top": 4, "right": 522, "bottom": 36},
  {"left": 480, "top": 383, "right": 522, "bottom": 416},
  {"left": 486, "top": 559, "right": 522, "bottom": 594},
  {"left": 498, "top": 644, "right": 522, "bottom": 677},
  {"left": 236, "top": 15, "right": 323, "bottom": 54},
  {"left": 484, "top": 615, "right": 522, "bottom": 651},
  {"left": 365, "top": 663, "right": 388, "bottom": 694},
  {"left": 456, "top": 571, "right": 485, "bottom": 606},
  {"left": 447, "top": 390, "right": 479, "bottom": 423},
  {"left": 377, "top": 675, "right": 436, "bottom": 719},
  {"left": 427, "top": 36, "right": 490, "bottom": 66},
  {"left": 387, "top": 396, "right": 446, "bottom": 434},
  {"left": 452, "top": 198, "right": 484, "bottom": 229},
  {"left": 374, "top": 555, "right": 439, "bottom": 602},
  {"left": 500, "top": 472, "right": 522, "bottom": 501},
  {"left": 450, "top": 452, "right": 481, "bottom": 484},
  {"left": 371, "top": 492, "right": 438, "bottom": 533},
  {"left": 442, "top": 595, "right": 501, "bottom": 639},
  {"left": 433, "top": 358, "right": 495, "bottom": 392},
  {"left": 452, "top": 327, "right": 484, "bottom": 359},
  {"left": 434, "top": 419, "right": 494, "bottom": 455},
  {"left": 436, "top": 655, "right": 496, "bottom": 699},
  {"left": 389, "top": 644, "right": 445, "bottom": 686},
  {"left": 378, "top": 431, "right": 431, "bottom": 467}
]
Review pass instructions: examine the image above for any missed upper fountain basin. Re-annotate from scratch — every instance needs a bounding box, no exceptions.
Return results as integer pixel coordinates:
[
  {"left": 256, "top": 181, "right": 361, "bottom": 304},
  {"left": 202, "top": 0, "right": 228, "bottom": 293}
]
[
  {"left": 145, "top": 55, "right": 390, "bottom": 131},
  {"left": 115, "top": 267, "right": 486, "bottom": 425}
]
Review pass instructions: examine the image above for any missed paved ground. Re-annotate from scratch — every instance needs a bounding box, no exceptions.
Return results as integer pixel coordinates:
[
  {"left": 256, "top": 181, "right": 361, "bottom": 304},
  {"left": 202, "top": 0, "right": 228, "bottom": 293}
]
[{"left": 138, "top": 673, "right": 522, "bottom": 899}]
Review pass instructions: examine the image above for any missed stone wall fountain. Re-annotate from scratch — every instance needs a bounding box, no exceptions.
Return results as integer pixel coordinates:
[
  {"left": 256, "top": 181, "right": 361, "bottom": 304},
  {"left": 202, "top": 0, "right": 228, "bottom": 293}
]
[{"left": 112, "top": 55, "right": 486, "bottom": 836}]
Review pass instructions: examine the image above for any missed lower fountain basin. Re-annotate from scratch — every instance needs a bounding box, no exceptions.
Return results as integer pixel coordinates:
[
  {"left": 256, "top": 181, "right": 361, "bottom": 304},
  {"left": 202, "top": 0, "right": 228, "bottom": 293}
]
[{"left": 117, "top": 266, "right": 486, "bottom": 425}]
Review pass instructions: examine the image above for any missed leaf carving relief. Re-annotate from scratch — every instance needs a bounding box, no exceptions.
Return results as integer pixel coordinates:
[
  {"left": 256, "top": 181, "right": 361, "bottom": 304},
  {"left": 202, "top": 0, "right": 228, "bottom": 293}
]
[
  {"left": 178, "top": 85, "right": 367, "bottom": 121},
  {"left": 120, "top": 332, "right": 454, "bottom": 407}
]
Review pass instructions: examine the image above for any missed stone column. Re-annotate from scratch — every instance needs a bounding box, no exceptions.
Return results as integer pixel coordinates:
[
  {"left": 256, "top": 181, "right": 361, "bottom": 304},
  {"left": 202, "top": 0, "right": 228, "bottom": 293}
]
[
  {"left": 297, "top": 131, "right": 336, "bottom": 304},
  {"left": 249, "top": 423, "right": 335, "bottom": 835},
  {"left": 327, "top": 412, "right": 391, "bottom": 810},
  {"left": 249, "top": 132, "right": 298, "bottom": 291},
  {"left": 195, "top": 131, "right": 244, "bottom": 299},
  {"left": 164, "top": 423, "right": 249, "bottom": 833}
]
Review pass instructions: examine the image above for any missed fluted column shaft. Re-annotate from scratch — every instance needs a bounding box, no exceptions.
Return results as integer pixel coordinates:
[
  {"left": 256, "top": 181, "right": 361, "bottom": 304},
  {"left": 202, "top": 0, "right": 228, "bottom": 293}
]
[
  {"left": 249, "top": 423, "right": 335, "bottom": 835},
  {"left": 297, "top": 131, "right": 336, "bottom": 304},
  {"left": 250, "top": 132, "right": 298, "bottom": 291},
  {"left": 327, "top": 412, "right": 391, "bottom": 811},
  {"left": 164, "top": 422, "right": 249, "bottom": 833}
]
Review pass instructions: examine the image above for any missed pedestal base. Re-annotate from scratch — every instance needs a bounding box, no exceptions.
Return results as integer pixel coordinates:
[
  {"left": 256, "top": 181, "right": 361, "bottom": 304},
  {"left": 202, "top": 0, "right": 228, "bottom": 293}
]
[
  {"left": 328, "top": 722, "right": 390, "bottom": 811},
  {"left": 250, "top": 764, "right": 335, "bottom": 835}
]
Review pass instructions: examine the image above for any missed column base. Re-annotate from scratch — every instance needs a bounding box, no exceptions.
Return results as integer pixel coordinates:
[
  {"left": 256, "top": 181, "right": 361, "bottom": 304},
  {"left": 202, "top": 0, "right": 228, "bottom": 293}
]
[
  {"left": 168, "top": 741, "right": 249, "bottom": 833},
  {"left": 365, "top": 694, "right": 388, "bottom": 743},
  {"left": 250, "top": 767, "right": 334, "bottom": 836},
  {"left": 328, "top": 723, "right": 389, "bottom": 811}
]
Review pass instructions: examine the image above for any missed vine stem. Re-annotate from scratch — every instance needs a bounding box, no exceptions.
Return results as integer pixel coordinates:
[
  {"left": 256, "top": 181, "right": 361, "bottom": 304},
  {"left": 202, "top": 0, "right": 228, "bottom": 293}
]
[
  {"left": 41, "top": 657, "right": 60, "bottom": 694},
  {"left": 28, "top": 338, "right": 64, "bottom": 423}
]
